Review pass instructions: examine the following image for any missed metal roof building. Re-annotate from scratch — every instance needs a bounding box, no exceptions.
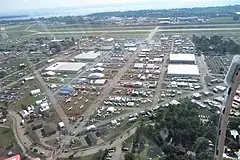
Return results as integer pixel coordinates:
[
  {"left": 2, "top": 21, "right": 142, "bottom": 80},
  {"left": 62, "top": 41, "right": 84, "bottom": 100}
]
[
  {"left": 169, "top": 54, "right": 196, "bottom": 64},
  {"left": 167, "top": 64, "right": 200, "bottom": 77},
  {"left": 45, "top": 62, "right": 87, "bottom": 73},
  {"left": 75, "top": 51, "right": 102, "bottom": 61}
]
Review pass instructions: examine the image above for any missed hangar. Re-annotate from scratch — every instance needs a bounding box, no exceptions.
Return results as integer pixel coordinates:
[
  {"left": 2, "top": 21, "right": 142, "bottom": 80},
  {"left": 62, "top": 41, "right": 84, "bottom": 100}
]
[
  {"left": 169, "top": 54, "right": 196, "bottom": 64},
  {"left": 45, "top": 62, "right": 87, "bottom": 73},
  {"left": 167, "top": 65, "right": 200, "bottom": 77},
  {"left": 75, "top": 51, "right": 102, "bottom": 61}
]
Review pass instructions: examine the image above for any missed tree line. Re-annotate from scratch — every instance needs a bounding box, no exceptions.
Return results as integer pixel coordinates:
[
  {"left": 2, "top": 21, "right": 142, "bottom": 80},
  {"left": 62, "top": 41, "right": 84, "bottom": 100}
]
[
  {"left": 124, "top": 101, "right": 218, "bottom": 160},
  {"left": 192, "top": 35, "right": 240, "bottom": 55},
  {"left": 89, "top": 5, "right": 240, "bottom": 18}
]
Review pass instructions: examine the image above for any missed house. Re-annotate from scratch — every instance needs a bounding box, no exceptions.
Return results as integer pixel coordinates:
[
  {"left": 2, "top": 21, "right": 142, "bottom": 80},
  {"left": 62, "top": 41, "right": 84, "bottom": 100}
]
[
  {"left": 19, "top": 110, "right": 29, "bottom": 119},
  {"left": 85, "top": 132, "right": 98, "bottom": 146},
  {"left": 42, "top": 123, "right": 57, "bottom": 137}
]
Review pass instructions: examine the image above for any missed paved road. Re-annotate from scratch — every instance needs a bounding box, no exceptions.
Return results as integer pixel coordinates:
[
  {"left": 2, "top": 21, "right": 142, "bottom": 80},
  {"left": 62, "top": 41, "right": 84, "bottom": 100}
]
[
  {"left": 29, "top": 27, "right": 240, "bottom": 35},
  {"left": 75, "top": 27, "right": 159, "bottom": 130},
  {"left": 9, "top": 111, "right": 52, "bottom": 158},
  {"left": 31, "top": 64, "right": 70, "bottom": 127},
  {"left": 188, "top": 38, "right": 209, "bottom": 92},
  {"left": 152, "top": 40, "right": 173, "bottom": 105},
  {"left": 112, "top": 144, "right": 124, "bottom": 160},
  {"left": 59, "top": 127, "right": 137, "bottom": 158}
]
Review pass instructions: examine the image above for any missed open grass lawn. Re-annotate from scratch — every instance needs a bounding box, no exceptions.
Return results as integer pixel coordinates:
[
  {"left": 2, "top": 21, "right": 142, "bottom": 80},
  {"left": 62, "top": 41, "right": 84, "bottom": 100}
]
[
  {"left": 137, "top": 145, "right": 149, "bottom": 160},
  {"left": 209, "top": 17, "right": 240, "bottom": 23},
  {"left": 28, "top": 32, "right": 103, "bottom": 38},
  {"left": 124, "top": 135, "right": 134, "bottom": 149},
  {"left": 29, "top": 24, "right": 154, "bottom": 32},
  {"left": 9, "top": 79, "right": 45, "bottom": 111},
  {"left": 0, "top": 127, "right": 14, "bottom": 149},
  {"left": 198, "top": 108, "right": 213, "bottom": 117},
  {"left": 5, "top": 24, "right": 32, "bottom": 31}
]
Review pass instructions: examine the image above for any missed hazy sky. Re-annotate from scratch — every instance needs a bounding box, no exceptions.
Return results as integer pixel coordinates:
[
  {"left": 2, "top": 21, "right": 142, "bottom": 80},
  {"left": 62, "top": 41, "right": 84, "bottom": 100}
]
[{"left": 1, "top": 0, "right": 239, "bottom": 14}]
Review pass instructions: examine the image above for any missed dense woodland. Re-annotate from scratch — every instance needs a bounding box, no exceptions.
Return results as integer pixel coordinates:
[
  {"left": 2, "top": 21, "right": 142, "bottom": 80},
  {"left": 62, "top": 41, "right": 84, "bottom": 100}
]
[
  {"left": 89, "top": 5, "right": 240, "bottom": 18},
  {"left": 192, "top": 35, "right": 240, "bottom": 55},
  {"left": 124, "top": 102, "right": 218, "bottom": 160}
]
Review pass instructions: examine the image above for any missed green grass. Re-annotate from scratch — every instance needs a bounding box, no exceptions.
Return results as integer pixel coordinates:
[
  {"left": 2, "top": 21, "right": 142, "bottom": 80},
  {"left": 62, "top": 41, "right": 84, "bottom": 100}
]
[
  {"left": 198, "top": 108, "right": 213, "bottom": 117},
  {"left": 123, "top": 135, "right": 134, "bottom": 149},
  {"left": 10, "top": 80, "right": 44, "bottom": 111},
  {"left": 29, "top": 24, "right": 154, "bottom": 32},
  {"left": 5, "top": 24, "right": 31, "bottom": 31},
  {"left": 106, "top": 122, "right": 137, "bottom": 141},
  {"left": 0, "top": 127, "right": 14, "bottom": 149},
  {"left": 1, "top": 31, "right": 37, "bottom": 37},
  {"left": 208, "top": 17, "right": 240, "bottom": 23},
  {"left": 28, "top": 32, "right": 104, "bottom": 38},
  {"left": 137, "top": 145, "right": 149, "bottom": 160},
  {"left": 0, "top": 57, "right": 29, "bottom": 71}
]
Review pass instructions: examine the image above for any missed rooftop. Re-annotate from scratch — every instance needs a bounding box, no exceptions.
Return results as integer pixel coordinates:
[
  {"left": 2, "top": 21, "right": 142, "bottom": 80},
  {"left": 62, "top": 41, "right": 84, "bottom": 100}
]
[
  {"left": 45, "top": 62, "right": 87, "bottom": 72},
  {"left": 167, "top": 64, "right": 200, "bottom": 76},
  {"left": 75, "top": 51, "right": 102, "bottom": 60},
  {"left": 170, "top": 54, "right": 196, "bottom": 62}
]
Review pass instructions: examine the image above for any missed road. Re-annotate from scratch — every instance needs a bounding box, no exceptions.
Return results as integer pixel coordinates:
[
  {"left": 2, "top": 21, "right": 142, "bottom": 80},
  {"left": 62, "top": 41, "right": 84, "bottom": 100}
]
[
  {"left": 57, "top": 89, "right": 219, "bottom": 158},
  {"left": 5, "top": 25, "right": 221, "bottom": 159},
  {"left": 28, "top": 27, "right": 240, "bottom": 36},
  {"left": 1, "top": 46, "right": 76, "bottom": 91},
  {"left": 188, "top": 38, "right": 209, "bottom": 92},
  {"left": 59, "top": 127, "right": 137, "bottom": 159},
  {"left": 75, "top": 27, "right": 159, "bottom": 130},
  {"left": 26, "top": 55, "right": 70, "bottom": 127},
  {"left": 112, "top": 145, "right": 124, "bottom": 160},
  {"left": 9, "top": 111, "right": 52, "bottom": 158},
  {"left": 152, "top": 40, "right": 173, "bottom": 105}
]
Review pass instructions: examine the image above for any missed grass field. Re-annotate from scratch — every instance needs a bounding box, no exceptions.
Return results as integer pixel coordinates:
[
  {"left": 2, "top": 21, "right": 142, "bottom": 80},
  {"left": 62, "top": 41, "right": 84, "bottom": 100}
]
[
  {"left": 9, "top": 79, "right": 44, "bottom": 111},
  {"left": 208, "top": 17, "right": 240, "bottom": 24},
  {"left": 0, "top": 127, "right": 14, "bottom": 149},
  {"left": 27, "top": 24, "right": 155, "bottom": 32}
]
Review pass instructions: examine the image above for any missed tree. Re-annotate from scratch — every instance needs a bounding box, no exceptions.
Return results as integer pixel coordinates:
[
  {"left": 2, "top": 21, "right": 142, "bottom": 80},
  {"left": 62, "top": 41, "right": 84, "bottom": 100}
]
[
  {"left": 194, "top": 137, "right": 210, "bottom": 153},
  {"left": 162, "top": 144, "right": 175, "bottom": 155},
  {"left": 196, "top": 151, "right": 213, "bottom": 160},
  {"left": 0, "top": 70, "right": 7, "bottom": 78},
  {"left": 229, "top": 118, "right": 240, "bottom": 131},
  {"left": 124, "top": 152, "right": 135, "bottom": 160}
]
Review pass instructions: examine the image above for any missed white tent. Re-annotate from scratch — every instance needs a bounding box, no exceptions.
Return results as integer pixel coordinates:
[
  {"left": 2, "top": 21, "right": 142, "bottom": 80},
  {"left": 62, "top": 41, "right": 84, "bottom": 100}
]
[
  {"left": 88, "top": 73, "right": 105, "bottom": 79},
  {"left": 58, "top": 122, "right": 65, "bottom": 128},
  {"left": 45, "top": 71, "right": 56, "bottom": 76},
  {"left": 107, "top": 107, "right": 116, "bottom": 113},
  {"left": 90, "top": 67, "right": 104, "bottom": 72}
]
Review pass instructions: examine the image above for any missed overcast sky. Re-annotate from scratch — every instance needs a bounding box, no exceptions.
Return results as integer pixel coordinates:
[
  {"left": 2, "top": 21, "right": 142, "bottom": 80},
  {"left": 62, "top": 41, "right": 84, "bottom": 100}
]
[{"left": 1, "top": 0, "right": 239, "bottom": 14}]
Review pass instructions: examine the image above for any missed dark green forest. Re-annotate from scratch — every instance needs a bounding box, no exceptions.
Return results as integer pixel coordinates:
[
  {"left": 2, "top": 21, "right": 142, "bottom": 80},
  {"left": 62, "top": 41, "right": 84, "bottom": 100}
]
[
  {"left": 125, "top": 102, "right": 218, "bottom": 160},
  {"left": 192, "top": 35, "right": 240, "bottom": 55},
  {"left": 89, "top": 5, "right": 240, "bottom": 18}
]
